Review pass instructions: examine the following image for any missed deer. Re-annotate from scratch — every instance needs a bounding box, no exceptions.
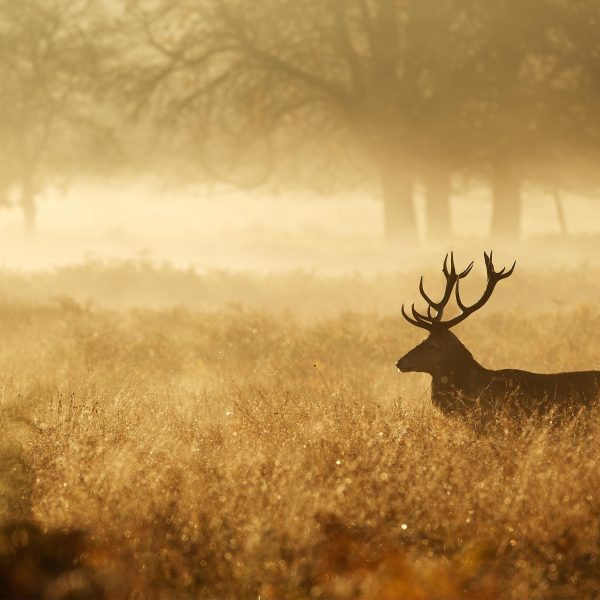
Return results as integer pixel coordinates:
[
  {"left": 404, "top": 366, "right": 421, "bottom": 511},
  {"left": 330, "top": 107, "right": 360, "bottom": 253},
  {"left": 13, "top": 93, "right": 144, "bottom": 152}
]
[{"left": 396, "top": 252, "right": 600, "bottom": 421}]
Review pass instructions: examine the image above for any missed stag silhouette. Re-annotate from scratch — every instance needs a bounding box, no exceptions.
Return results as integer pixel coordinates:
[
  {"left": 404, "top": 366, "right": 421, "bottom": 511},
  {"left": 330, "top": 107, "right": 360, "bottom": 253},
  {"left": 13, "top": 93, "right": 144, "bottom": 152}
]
[{"left": 396, "top": 253, "right": 600, "bottom": 419}]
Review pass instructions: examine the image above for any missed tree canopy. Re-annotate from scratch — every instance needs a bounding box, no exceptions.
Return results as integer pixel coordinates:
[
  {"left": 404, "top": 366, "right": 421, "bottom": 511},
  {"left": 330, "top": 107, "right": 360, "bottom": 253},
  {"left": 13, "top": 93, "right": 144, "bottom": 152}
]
[{"left": 2, "top": 0, "right": 600, "bottom": 238}]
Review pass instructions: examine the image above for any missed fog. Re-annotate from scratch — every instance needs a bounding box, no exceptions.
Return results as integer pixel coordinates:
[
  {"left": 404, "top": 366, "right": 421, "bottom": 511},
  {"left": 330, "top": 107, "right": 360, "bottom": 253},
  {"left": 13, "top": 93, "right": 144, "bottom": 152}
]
[
  {"left": 1, "top": 180, "right": 599, "bottom": 274},
  {"left": 0, "top": 0, "right": 599, "bottom": 279}
]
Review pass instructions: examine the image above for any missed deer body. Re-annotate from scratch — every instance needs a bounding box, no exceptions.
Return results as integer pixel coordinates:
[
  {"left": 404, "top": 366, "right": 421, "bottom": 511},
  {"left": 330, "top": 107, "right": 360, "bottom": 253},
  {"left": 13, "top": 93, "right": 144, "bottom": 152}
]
[
  {"left": 434, "top": 365, "right": 600, "bottom": 418},
  {"left": 397, "top": 254, "right": 600, "bottom": 420}
]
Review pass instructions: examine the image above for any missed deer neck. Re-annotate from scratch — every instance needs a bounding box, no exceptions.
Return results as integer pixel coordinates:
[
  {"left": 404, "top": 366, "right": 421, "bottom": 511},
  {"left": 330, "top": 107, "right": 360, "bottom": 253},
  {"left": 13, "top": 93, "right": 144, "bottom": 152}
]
[{"left": 431, "top": 353, "right": 486, "bottom": 410}]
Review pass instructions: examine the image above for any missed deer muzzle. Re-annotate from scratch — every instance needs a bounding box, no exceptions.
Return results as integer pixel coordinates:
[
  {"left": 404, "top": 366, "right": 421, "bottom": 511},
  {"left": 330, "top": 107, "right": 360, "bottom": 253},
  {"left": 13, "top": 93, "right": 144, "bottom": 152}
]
[{"left": 396, "top": 356, "right": 415, "bottom": 372}]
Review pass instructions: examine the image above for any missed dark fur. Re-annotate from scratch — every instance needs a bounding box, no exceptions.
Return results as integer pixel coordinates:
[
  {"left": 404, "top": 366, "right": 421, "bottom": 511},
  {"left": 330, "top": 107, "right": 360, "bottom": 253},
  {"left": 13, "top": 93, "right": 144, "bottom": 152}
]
[{"left": 397, "top": 330, "right": 600, "bottom": 419}]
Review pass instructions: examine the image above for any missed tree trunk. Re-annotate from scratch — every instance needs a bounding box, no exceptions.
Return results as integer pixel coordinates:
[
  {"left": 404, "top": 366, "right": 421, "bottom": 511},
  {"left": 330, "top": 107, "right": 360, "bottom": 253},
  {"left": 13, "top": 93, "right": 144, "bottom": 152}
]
[
  {"left": 490, "top": 166, "right": 521, "bottom": 239},
  {"left": 553, "top": 191, "right": 568, "bottom": 235},
  {"left": 380, "top": 162, "right": 416, "bottom": 242},
  {"left": 21, "top": 179, "right": 37, "bottom": 235},
  {"left": 424, "top": 171, "right": 451, "bottom": 241}
]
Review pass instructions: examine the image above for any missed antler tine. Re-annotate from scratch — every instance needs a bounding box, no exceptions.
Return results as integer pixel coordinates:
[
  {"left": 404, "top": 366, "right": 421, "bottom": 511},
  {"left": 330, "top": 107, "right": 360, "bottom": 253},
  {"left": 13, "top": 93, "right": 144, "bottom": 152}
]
[
  {"left": 459, "top": 261, "right": 474, "bottom": 278},
  {"left": 411, "top": 304, "right": 433, "bottom": 326},
  {"left": 455, "top": 277, "right": 469, "bottom": 312},
  {"left": 452, "top": 277, "right": 497, "bottom": 321},
  {"left": 402, "top": 253, "right": 514, "bottom": 332},
  {"left": 485, "top": 250, "right": 516, "bottom": 280},
  {"left": 483, "top": 251, "right": 493, "bottom": 274},
  {"left": 401, "top": 304, "right": 432, "bottom": 330},
  {"left": 419, "top": 276, "right": 436, "bottom": 307},
  {"left": 417, "top": 252, "right": 462, "bottom": 322},
  {"left": 441, "top": 253, "right": 450, "bottom": 276},
  {"left": 444, "top": 252, "right": 516, "bottom": 328},
  {"left": 501, "top": 260, "right": 517, "bottom": 279},
  {"left": 423, "top": 252, "right": 450, "bottom": 304}
]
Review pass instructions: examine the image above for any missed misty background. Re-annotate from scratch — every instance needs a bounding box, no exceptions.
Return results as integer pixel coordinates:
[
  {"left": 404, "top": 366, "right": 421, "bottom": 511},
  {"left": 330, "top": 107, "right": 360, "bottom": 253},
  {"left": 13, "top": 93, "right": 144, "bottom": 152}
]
[{"left": 1, "top": 0, "right": 600, "bottom": 274}]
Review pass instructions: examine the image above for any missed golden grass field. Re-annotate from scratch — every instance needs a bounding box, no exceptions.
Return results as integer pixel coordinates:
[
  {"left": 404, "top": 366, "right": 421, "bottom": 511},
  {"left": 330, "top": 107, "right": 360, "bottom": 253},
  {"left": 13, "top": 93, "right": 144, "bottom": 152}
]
[{"left": 1, "top": 262, "right": 600, "bottom": 598}]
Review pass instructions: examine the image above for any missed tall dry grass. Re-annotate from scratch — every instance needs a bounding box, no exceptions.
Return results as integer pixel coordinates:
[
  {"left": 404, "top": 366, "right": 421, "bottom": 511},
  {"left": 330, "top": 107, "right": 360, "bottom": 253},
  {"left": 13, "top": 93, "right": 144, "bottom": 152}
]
[{"left": 0, "top": 266, "right": 599, "bottom": 598}]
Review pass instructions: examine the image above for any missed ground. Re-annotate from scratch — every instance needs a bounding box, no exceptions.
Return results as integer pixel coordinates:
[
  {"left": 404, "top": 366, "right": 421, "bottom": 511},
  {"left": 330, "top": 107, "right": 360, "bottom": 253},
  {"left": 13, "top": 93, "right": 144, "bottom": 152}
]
[{"left": 1, "top": 264, "right": 600, "bottom": 599}]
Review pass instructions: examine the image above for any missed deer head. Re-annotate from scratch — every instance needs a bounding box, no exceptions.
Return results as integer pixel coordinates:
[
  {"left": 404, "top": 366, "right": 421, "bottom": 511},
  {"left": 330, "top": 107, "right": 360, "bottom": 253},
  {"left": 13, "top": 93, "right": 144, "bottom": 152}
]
[{"left": 396, "top": 252, "right": 515, "bottom": 377}]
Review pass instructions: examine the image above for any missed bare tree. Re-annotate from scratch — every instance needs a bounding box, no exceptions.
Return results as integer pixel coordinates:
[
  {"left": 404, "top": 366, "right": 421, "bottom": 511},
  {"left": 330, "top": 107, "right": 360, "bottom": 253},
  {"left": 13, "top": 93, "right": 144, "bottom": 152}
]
[
  {"left": 0, "top": 0, "right": 109, "bottom": 232},
  {"left": 119, "top": 0, "right": 600, "bottom": 241},
  {"left": 120, "top": 0, "right": 479, "bottom": 241},
  {"left": 457, "top": 0, "right": 600, "bottom": 238}
]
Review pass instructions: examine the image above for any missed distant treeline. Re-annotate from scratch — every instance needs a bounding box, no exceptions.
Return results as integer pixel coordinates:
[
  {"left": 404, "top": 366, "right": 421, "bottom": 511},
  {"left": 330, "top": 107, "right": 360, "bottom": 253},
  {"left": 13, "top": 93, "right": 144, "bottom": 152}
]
[
  {"left": 0, "top": 258, "right": 599, "bottom": 314},
  {"left": 0, "top": 0, "right": 599, "bottom": 238}
]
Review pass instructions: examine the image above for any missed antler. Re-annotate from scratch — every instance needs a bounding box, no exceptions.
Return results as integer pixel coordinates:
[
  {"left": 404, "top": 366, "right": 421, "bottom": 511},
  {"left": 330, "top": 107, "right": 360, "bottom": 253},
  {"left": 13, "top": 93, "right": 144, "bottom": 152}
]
[{"left": 401, "top": 252, "right": 516, "bottom": 331}]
